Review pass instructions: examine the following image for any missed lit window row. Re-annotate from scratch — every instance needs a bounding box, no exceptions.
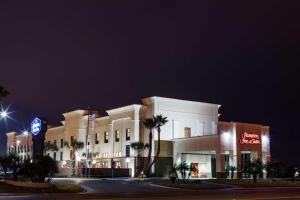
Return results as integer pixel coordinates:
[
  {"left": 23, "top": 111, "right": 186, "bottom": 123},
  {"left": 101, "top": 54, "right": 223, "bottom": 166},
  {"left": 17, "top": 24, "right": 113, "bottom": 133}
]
[{"left": 113, "top": 152, "right": 122, "bottom": 157}]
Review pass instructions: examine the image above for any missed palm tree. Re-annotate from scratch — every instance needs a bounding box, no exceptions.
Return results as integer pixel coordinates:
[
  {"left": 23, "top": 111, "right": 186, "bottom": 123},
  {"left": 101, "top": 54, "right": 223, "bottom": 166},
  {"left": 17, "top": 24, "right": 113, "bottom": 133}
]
[
  {"left": 230, "top": 166, "right": 237, "bottom": 179},
  {"left": 0, "top": 86, "right": 9, "bottom": 101},
  {"left": 143, "top": 118, "right": 156, "bottom": 175},
  {"left": 176, "top": 161, "right": 189, "bottom": 181},
  {"left": 146, "top": 115, "right": 168, "bottom": 174},
  {"left": 64, "top": 139, "right": 84, "bottom": 176},
  {"left": 131, "top": 142, "right": 146, "bottom": 176},
  {"left": 245, "top": 158, "right": 263, "bottom": 183},
  {"left": 44, "top": 141, "right": 59, "bottom": 154}
]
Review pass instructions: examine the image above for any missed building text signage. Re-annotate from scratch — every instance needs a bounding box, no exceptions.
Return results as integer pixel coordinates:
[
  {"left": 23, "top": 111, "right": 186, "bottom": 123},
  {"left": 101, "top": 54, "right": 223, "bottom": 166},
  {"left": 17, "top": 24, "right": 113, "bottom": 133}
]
[{"left": 240, "top": 132, "right": 261, "bottom": 145}]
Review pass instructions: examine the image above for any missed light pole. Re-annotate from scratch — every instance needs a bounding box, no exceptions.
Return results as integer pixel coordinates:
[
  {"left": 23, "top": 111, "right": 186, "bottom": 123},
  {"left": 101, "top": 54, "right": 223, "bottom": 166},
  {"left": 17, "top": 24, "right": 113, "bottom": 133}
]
[{"left": 0, "top": 110, "right": 8, "bottom": 118}]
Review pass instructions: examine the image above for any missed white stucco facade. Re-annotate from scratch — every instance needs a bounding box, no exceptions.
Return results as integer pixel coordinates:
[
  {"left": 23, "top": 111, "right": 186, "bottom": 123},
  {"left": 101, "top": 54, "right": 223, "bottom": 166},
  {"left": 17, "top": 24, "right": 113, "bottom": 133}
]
[{"left": 6, "top": 96, "right": 270, "bottom": 178}]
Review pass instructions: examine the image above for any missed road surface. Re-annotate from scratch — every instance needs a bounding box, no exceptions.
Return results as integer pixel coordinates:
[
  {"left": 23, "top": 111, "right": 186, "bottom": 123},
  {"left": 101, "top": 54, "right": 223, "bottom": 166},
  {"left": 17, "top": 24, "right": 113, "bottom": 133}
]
[{"left": 0, "top": 178, "right": 300, "bottom": 200}]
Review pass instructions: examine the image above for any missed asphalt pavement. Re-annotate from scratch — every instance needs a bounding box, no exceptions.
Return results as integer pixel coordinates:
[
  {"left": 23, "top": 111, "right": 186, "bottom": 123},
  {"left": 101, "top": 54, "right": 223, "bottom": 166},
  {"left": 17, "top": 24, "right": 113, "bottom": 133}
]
[{"left": 0, "top": 178, "right": 300, "bottom": 200}]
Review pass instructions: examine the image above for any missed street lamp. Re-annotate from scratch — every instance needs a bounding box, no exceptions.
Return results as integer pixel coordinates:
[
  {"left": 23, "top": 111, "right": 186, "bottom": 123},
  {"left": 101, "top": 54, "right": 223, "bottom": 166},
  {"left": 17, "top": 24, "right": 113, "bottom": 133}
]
[{"left": 0, "top": 110, "right": 8, "bottom": 118}]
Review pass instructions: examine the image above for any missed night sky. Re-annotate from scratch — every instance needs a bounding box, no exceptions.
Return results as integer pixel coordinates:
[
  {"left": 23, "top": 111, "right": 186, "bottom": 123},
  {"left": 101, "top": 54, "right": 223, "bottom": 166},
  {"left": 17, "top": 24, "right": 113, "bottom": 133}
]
[{"left": 0, "top": 1, "right": 300, "bottom": 166}]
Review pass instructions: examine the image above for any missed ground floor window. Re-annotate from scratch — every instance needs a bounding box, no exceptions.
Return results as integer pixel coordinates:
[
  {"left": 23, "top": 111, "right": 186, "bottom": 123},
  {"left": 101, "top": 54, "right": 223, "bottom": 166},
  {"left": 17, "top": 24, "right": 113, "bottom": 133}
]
[
  {"left": 224, "top": 154, "right": 230, "bottom": 168},
  {"left": 115, "top": 161, "right": 121, "bottom": 168},
  {"left": 126, "top": 145, "right": 130, "bottom": 157},
  {"left": 241, "top": 153, "right": 251, "bottom": 178}
]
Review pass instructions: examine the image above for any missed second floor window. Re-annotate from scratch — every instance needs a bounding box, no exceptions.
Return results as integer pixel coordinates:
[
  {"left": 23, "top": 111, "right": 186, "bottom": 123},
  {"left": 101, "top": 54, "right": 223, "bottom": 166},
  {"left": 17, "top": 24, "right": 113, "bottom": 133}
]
[
  {"left": 126, "top": 128, "right": 131, "bottom": 141},
  {"left": 95, "top": 133, "right": 99, "bottom": 144},
  {"left": 184, "top": 127, "right": 191, "bottom": 137},
  {"left": 115, "top": 130, "right": 120, "bottom": 142}
]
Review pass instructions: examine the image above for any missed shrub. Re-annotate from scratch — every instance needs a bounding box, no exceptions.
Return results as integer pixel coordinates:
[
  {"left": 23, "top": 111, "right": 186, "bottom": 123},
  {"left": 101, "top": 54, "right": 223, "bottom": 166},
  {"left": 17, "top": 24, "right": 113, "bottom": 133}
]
[{"left": 22, "top": 155, "right": 58, "bottom": 183}]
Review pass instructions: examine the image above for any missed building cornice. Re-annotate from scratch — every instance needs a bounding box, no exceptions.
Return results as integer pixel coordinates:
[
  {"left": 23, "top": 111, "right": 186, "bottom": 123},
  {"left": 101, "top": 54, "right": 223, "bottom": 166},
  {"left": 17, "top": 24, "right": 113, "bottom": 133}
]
[{"left": 106, "top": 104, "right": 142, "bottom": 116}]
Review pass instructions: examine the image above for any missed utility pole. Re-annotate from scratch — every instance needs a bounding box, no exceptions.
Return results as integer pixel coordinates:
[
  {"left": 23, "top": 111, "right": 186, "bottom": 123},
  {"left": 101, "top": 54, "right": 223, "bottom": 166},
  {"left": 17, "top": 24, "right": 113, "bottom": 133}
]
[{"left": 85, "top": 107, "right": 91, "bottom": 178}]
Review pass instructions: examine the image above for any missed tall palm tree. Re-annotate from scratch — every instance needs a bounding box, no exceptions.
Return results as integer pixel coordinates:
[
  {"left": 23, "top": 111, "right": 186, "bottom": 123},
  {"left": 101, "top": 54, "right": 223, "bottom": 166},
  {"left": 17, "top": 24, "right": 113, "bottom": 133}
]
[
  {"left": 131, "top": 142, "right": 146, "bottom": 176},
  {"left": 0, "top": 86, "right": 9, "bottom": 101},
  {"left": 64, "top": 139, "right": 84, "bottom": 176},
  {"left": 147, "top": 115, "right": 168, "bottom": 173},
  {"left": 143, "top": 118, "right": 156, "bottom": 175}
]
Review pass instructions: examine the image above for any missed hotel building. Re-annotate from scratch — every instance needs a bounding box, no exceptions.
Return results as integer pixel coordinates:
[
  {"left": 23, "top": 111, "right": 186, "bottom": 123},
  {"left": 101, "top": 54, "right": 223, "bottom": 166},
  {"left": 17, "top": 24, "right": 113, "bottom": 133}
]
[{"left": 6, "top": 96, "right": 270, "bottom": 178}]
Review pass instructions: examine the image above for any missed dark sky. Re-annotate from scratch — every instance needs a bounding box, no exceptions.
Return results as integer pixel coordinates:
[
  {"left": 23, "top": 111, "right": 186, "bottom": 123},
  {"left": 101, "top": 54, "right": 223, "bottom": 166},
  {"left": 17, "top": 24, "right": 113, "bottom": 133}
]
[{"left": 0, "top": 1, "right": 300, "bottom": 166}]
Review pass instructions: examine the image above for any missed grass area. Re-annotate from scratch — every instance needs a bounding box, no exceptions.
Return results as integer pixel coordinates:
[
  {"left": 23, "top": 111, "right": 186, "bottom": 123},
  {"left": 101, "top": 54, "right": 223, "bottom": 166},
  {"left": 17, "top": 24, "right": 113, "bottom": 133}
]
[
  {"left": 0, "top": 182, "right": 84, "bottom": 193},
  {"left": 154, "top": 180, "right": 228, "bottom": 190},
  {"left": 210, "top": 179, "right": 300, "bottom": 188}
]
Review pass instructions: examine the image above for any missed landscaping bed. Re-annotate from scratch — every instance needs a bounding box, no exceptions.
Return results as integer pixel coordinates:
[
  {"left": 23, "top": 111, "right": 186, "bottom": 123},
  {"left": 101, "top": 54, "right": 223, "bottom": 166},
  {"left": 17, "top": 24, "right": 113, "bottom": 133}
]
[
  {"left": 209, "top": 179, "right": 300, "bottom": 188},
  {"left": 153, "top": 180, "right": 229, "bottom": 190},
  {"left": 0, "top": 182, "right": 84, "bottom": 193}
]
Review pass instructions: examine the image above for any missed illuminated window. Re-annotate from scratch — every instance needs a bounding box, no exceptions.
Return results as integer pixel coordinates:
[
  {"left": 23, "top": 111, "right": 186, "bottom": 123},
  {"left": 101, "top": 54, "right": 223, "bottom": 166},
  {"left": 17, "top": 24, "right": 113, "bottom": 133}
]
[
  {"left": 115, "top": 130, "right": 120, "bottom": 142},
  {"left": 224, "top": 154, "right": 229, "bottom": 168},
  {"left": 126, "top": 128, "right": 131, "bottom": 141},
  {"left": 184, "top": 127, "right": 191, "bottom": 137},
  {"left": 104, "top": 131, "right": 109, "bottom": 143},
  {"left": 115, "top": 161, "right": 121, "bottom": 168}
]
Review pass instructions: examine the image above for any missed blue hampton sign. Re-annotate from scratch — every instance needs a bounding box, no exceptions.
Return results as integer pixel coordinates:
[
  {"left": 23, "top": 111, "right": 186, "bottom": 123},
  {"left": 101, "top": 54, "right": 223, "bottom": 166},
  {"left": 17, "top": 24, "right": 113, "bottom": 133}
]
[{"left": 31, "top": 117, "right": 42, "bottom": 136}]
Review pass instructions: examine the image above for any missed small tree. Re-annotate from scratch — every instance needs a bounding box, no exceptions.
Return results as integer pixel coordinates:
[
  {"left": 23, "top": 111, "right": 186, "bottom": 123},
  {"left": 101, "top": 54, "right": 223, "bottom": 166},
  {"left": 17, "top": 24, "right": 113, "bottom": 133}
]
[
  {"left": 23, "top": 155, "right": 58, "bottom": 182},
  {"left": 265, "top": 161, "right": 275, "bottom": 180},
  {"left": 176, "top": 162, "right": 189, "bottom": 182},
  {"left": 64, "top": 139, "right": 84, "bottom": 176},
  {"left": 230, "top": 166, "right": 236, "bottom": 179},
  {"left": 246, "top": 158, "right": 263, "bottom": 183},
  {"left": 225, "top": 165, "right": 236, "bottom": 179},
  {"left": 44, "top": 141, "right": 59, "bottom": 153}
]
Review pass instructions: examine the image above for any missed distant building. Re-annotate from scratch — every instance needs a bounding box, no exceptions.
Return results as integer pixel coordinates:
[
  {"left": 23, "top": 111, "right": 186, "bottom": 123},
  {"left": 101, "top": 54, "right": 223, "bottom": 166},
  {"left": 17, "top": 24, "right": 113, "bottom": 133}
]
[{"left": 6, "top": 96, "right": 270, "bottom": 178}]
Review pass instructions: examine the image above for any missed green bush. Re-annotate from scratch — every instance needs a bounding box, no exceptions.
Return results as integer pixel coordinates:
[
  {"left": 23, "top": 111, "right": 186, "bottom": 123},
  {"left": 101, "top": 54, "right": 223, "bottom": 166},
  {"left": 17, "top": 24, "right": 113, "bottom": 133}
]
[{"left": 22, "top": 155, "right": 58, "bottom": 183}]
